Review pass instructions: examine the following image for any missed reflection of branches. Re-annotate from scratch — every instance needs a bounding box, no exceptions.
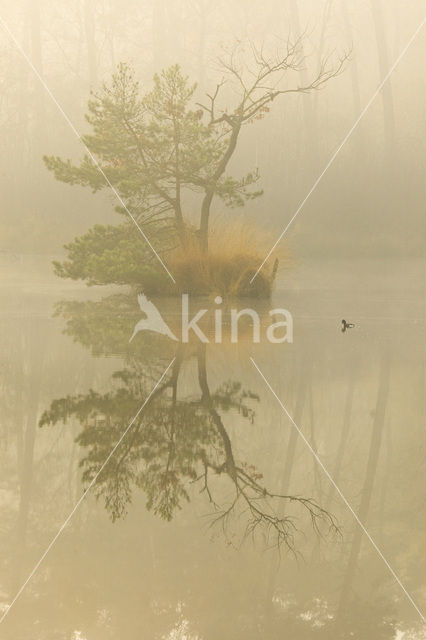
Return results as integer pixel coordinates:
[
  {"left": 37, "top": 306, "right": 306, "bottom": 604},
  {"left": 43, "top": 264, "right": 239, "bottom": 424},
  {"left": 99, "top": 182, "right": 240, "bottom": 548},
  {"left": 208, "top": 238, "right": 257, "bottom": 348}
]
[
  {"left": 40, "top": 332, "right": 339, "bottom": 553},
  {"left": 196, "top": 347, "right": 339, "bottom": 552},
  {"left": 112, "top": 352, "right": 183, "bottom": 475}
]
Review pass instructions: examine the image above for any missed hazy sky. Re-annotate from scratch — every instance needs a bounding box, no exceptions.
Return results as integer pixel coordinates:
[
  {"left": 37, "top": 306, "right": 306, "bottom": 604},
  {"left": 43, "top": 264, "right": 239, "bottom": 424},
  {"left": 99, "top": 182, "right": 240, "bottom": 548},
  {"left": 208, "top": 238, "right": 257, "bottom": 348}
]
[{"left": 0, "top": 0, "right": 425, "bottom": 259}]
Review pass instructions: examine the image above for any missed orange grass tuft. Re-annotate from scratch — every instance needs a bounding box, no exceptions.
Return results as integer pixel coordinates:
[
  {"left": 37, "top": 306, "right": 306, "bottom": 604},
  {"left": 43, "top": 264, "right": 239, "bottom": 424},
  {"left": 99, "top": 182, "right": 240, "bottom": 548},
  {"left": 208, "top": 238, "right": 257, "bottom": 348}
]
[{"left": 168, "top": 220, "right": 292, "bottom": 299}]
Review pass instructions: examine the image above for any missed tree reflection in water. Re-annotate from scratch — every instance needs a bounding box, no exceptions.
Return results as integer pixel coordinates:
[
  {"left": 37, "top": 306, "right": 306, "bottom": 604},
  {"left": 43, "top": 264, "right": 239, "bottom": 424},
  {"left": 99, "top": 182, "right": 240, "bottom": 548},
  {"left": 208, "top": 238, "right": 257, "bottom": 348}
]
[
  {"left": 40, "top": 294, "right": 339, "bottom": 553},
  {"left": 0, "top": 290, "right": 423, "bottom": 639}
]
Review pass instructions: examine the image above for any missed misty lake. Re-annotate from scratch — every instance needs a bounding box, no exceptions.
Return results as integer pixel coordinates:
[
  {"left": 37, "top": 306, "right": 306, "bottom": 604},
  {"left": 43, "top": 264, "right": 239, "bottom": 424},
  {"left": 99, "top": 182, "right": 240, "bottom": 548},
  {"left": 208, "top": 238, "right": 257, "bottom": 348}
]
[
  {"left": 0, "top": 254, "right": 424, "bottom": 639},
  {"left": 1, "top": 0, "right": 425, "bottom": 635}
]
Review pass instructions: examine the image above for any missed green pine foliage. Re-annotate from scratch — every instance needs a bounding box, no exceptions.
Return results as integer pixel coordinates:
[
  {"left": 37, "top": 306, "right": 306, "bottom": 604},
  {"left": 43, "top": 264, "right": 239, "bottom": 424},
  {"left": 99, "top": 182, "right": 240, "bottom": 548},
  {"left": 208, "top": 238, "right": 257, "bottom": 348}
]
[
  {"left": 44, "top": 63, "right": 263, "bottom": 291},
  {"left": 52, "top": 222, "right": 174, "bottom": 289},
  {"left": 44, "top": 45, "right": 345, "bottom": 294}
]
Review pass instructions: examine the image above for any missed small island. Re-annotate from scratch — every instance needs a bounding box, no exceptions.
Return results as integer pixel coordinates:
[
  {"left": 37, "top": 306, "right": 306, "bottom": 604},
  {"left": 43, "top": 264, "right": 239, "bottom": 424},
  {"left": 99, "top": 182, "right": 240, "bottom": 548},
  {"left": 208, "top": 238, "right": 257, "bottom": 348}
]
[{"left": 44, "top": 42, "right": 344, "bottom": 297}]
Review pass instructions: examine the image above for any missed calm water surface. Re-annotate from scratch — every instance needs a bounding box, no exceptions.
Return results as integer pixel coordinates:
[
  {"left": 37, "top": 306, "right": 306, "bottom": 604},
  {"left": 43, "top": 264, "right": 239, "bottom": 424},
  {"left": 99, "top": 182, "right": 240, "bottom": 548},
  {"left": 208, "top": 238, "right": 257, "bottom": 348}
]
[{"left": 0, "top": 255, "right": 425, "bottom": 639}]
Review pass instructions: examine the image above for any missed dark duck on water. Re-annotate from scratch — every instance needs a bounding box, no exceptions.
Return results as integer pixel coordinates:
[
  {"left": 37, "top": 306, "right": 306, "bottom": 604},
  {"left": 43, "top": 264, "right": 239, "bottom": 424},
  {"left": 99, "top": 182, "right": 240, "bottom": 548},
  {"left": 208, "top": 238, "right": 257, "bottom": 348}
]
[{"left": 341, "top": 319, "right": 355, "bottom": 333}]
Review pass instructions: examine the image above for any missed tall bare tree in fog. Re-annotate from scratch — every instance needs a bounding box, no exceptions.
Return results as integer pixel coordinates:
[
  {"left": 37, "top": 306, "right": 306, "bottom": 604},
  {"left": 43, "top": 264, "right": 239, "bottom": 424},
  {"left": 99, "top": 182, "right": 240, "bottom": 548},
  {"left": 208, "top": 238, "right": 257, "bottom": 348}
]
[
  {"left": 370, "top": 0, "right": 396, "bottom": 152},
  {"left": 83, "top": 0, "right": 97, "bottom": 87},
  {"left": 325, "top": 368, "right": 356, "bottom": 509},
  {"left": 28, "top": 0, "right": 47, "bottom": 166},
  {"left": 341, "top": 0, "right": 362, "bottom": 120}
]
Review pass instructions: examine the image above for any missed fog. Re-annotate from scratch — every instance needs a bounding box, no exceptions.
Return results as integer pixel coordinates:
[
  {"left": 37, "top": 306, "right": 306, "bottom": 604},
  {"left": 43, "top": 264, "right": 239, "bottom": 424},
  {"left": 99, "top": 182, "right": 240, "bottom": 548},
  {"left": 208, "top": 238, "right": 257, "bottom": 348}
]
[
  {"left": 0, "top": 0, "right": 425, "bottom": 261},
  {"left": 0, "top": 2, "right": 425, "bottom": 639}
]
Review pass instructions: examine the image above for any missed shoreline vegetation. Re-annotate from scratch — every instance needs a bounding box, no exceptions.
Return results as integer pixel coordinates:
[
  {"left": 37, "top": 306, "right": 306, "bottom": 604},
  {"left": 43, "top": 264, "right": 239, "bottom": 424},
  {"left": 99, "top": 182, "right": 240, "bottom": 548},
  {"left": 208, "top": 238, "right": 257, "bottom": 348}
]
[
  {"left": 44, "top": 41, "right": 345, "bottom": 298},
  {"left": 53, "top": 219, "right": 289, "bottom": 298}
]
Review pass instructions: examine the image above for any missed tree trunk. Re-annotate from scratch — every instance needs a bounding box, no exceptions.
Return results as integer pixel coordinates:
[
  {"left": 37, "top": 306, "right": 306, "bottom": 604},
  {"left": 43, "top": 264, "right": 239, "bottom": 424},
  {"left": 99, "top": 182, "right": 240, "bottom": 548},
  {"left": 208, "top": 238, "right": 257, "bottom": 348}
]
[
  {"left": 337, "top": 350, "right": 391, "bottom": 617},
  {"left": 152, "top": 0, "right": 166, "bottom": 69},
  {"left": 13, "top": 321, "right": 48, "bottom": 592},
  {"left": 199, "top": 192, "right": 213, "bottom": 252},
  {"left": 325, "top": 369, "right": 356, "bottom": 509},
  {"left": 341, "top": 1, "right": 362, "bottom": 120},
  {"left": 197, "top": 346, "right": 237, "bottom": 480},
  {"left": 264, "top": 366, "right": 309, "bottom": 612},
  {"left": 197, "top": 1, "right": 207, "bottom": 91},
  {"left": 84, "top": 0, "right": 97, "bottom": 88},
  {"left": 370, "top": 0, "right": 396, "bottom": 154},
  {"left": 28, "top": 0, "right": 46, "bottom": 168},
  {"left": 288, "top": 0, "right": 315, "bottom": 166},
  {"left": 199, "top": 121, "right": 241, "bottom": 252}
]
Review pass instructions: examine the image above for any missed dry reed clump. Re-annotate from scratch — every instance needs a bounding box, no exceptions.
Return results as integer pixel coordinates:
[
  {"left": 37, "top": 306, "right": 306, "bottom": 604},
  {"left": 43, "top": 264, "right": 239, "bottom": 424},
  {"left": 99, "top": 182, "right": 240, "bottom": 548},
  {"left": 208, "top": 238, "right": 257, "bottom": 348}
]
[{"left": 168, "top": 221, "right": 291, "bottom": 299}]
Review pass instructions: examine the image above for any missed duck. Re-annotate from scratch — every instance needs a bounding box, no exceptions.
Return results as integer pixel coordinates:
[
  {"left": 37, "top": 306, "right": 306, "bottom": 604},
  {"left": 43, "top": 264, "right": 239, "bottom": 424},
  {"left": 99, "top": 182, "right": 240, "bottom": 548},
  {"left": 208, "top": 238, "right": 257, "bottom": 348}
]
[{"left": 341, "top": 319, "right": 355, "bottom": 333}]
